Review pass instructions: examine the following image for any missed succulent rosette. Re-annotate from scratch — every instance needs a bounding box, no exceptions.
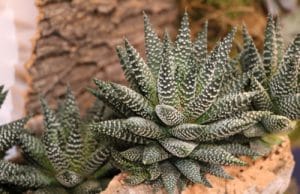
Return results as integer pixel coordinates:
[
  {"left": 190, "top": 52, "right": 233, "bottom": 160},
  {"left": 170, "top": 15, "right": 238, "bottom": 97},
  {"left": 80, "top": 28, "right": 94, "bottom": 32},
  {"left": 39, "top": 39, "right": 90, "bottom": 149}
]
[
  {"left": 87, "top": 13, "right": 292, "bottom": 193},
  {"left": 0, "top": 11, "right": 298, "bottom": 194},
  {"left": 0, "top": 88, "right": 111, "bottom": 193},
  {"left": 236, "top": 15, "right": 299, "bottom": 151}
]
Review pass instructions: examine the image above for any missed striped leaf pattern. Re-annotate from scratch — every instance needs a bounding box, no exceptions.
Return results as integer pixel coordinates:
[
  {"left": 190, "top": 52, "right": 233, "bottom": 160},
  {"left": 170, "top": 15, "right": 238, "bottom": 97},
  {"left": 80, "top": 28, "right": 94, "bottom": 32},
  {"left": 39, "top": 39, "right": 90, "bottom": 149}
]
[
  {"left": 90, "top": 13, "right": 299, "bottom": 193},
  {"left": 1, "top": 11, "right": 299, "bottom": 194}
]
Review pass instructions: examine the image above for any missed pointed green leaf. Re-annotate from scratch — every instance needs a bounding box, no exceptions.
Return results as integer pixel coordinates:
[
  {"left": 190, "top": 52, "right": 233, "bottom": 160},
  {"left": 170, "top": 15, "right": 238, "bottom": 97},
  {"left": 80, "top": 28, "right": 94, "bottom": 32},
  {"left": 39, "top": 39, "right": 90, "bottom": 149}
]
[
  {"left": 263, "top": 15, "right": 277, "bottom": 77},
  {"left": 174, "top": 13, "right": 200, "bottom": 107},
  {"left": 112, "top": 83, "right": 156, "bottom": 119},
  {"left": 282, "top": 34, "right": 300, "bottom": 67},
  {"left": 90, "top": 80, "right": 135, "bottom": 117},
  {"left": 240, "top": 25, "right": 266, "bottom": 83},
  {"left": 214, "top": 27, "right": 237, "bottom": 73},
  {"left": 195, "top": 21, "right": 208, "bottom": 93},
  {"left": 116, "top": 46, "right": 141, "bottom": 92},
  {"left": 66, "top": 128, "right": 84, "bottom": 170},
  {"left": 142, "top": 144, "right": 170, "bottom": 165},
  {"left": 250, "top": 77, "right": 273, "bottom": 110},
  {"left": 0, "top": 116, "right": 29, "bottom": 131},
  {"left": 274, "top": 18, "right": 284, "bottom": 66},
  {"left": 110, "top": 150, "right": 144, "bottom": 172},
  {"left": 58, "top": 88, "right": 83, "bottom": 169},
  {"left": 0, "top": 160, "right": 53, "bottom": 188},
  {"left": 126, "top": 117, "right": 166, "bottom": 139},
  {"left": 143, "top": 12, "right": 163, "bottom": 77},
  {"left": 199, "top": 162, "right": 232, "bottom": 179},
  {"left": 41, "top": 98, "right": 68, "bottom": 171},
  {"left": 124, "top": 39, "right": 158, "bottom": 103},
  {"left": 270, "top": 57, "right": 298, "bottom": 96},
  {"left": 198, "top": 28, "right": 236, "bottom": 91},
  {"left": 18, "top": 132, "right": 53, "bottom": 171},
  {"left": 194, "top": 21, "right": 208, "bottom": 62},
  {"left": 155, "top": 104, "right": 186, "bottom": 126},
  {"left": 261, "top": 114, "right": 292, "bottom": 133},
  {"left": 179, "top": 53, "right": 198, "bottom": 107},
  {"left": 220, "top": 143, "right": 260, "bottom": 157},
  {"left": 184, "top": 73, "right": 223, "bottom": 121},
  {"left": 275, "top": 94, "right": 300, "bottom": 120},
  {"left": 158, "top": 31, "right": 179, "bottom": 107},
  {"left": 175, "top": 12, "right": 192, "bottom": 83},
  {"left": 81, "top": 146, "right": 110, "bottom": 176},
  {"left": 159, "top": 138, "right": 197, "bottom": 158},
  {"left": 160, "top": 162, "right": 180, "bottom": 194},
  {"left": 0, "top": 117, "right": 29, "bottom": 154},
  {"left": 169, "top": 123, "right": 206, "bottom": 141},
  {"left": 219, "top": 72, "right": 248, "bottom": 97},
  {"left": 89, "top": 120, "right": 150, "bottom": 144},
  {"left": 198, "top": 117, "right": 256, "bottom": 142},
  {"left": 93, "top": 79, "right": 155, "bottom": 120},
  {"left": 200, "top": 91, "right": 257, "bottom": 123},
  {"left": 0, "top": 127, "right": 17, "bottom": 154},
  {"left": 59, "top": 86, "right": 80, "bottom": 132},
  {"left": 174, "top": 159, "right": 205, "bottom": 184},
  {"left": 190, "top": 145, "right": 246, "bottom": 166},
  {"left": 147, "top": 163, "right": 161, "bottom": 180},
  {"left": 120, "top": 146, "right": 143, "bottom": 162}
]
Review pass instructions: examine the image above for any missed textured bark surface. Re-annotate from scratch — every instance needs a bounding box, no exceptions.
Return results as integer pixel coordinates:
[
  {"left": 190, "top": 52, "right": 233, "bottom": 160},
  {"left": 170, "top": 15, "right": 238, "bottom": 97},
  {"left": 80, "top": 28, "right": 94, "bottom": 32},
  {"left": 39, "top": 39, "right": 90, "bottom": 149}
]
[
  {"left": 26, "top": 0, "right": 178, "bottom": 114},
  {"left": 101, "top": 138, "right": 295, "bottom": 194},
  {"left": 179, "top": 0, "right": 267, "bottom": 50}
]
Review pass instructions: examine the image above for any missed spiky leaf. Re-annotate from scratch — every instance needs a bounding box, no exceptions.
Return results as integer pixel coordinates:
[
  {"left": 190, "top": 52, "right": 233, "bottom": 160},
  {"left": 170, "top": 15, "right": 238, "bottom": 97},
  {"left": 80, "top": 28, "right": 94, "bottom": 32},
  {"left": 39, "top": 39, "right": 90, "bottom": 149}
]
[
  {"left": 41, "top": 99, "right": 68, "bottom": 171},
  {"left": 155, "top": 104, "right": 186, "bottom": 126},
  {"left": 124, "top": 39, "right": 158, "bottom": 103},
  {"left": 142, "top": 144, "right": 170, "bottom": 165},
  {"left": 157, "top": 32, "right": 179, "bottom": 107},
  {"left": 220, "top": 143, "right": 260, "bottom": 157},
  {"left": 184, "top": 73, "right": 223, "bottom": 120},
  {"left": 126, "top": 117, "right": 166, "bottom": 139},
  {"left": 199, "top": 162, "right": 232, "bottom": 179},
  {"left": 120, "top": 146, "right": 143, "bottom": 162},
  {"left": 174, "top": 159, "right": 206, "bottom": 184},
  {"left": 190, "top": 145, "right": 246, "bottom": 166},
  {"left": 160, "top": 162, "right": 180, "bottom": 194},
  {"left": 169, "top": 123, "right": 206, "bottom": 141},
  {"left": 159, "top": 138, "right": 197, "bottom": 158},
  {"left": 263, "top": 15, "right": 277, "bottom": 77},
  {"left": 143, "top": 12, "right": 163, "bottom": 77},
  {"left": 90, "top": 120, "right": 150, "bottom": 144},
  {"left": 275, "top": 94, "right": 300, "bottom": 120}
]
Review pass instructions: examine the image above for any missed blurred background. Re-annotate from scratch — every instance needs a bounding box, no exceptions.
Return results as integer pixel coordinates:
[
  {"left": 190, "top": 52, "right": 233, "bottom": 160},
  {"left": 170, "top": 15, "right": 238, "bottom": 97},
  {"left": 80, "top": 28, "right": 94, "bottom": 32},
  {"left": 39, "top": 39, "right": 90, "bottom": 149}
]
[{"left": 0, "top": 0, "right": 299, "bottom": 193}]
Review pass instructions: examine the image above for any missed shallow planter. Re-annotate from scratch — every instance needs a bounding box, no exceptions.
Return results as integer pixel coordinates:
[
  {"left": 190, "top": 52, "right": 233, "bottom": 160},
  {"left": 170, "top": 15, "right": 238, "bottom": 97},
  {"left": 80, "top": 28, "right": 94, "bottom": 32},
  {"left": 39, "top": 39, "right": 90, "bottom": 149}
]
[{"left": 101, "top": 137, "right": 294, "bottom": 194}]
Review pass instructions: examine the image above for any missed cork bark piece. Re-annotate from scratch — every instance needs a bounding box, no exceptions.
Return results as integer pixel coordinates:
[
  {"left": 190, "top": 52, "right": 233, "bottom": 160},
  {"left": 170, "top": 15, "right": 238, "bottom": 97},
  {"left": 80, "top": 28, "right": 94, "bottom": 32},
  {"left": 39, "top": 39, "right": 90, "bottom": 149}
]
[
  {"left": 26, "top": 0, "right": 178, "bottom": 114},
  {"left": 101, "top": 138, "right": 295, "bottom": 194}
]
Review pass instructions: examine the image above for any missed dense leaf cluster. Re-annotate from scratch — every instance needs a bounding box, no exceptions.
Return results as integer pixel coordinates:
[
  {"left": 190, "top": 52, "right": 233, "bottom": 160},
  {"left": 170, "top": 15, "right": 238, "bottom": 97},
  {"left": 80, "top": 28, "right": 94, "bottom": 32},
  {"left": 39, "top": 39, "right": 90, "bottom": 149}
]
[
  {"left": 0, "top": 88, "right": 112, "bottom": 193},
  {"left": 0, "top": 12, "right": 299, "bottom": 194},
  {"left": 88, "top": 13, "right": 299, "bottom": 193}
]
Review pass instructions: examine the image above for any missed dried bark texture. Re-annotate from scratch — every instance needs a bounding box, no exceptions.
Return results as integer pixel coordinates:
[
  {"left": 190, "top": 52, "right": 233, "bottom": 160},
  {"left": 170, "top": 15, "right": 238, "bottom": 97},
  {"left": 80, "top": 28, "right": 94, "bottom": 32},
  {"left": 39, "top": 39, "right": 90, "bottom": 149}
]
[
  {"left": 101, "top": 137, "right": 295, "bottom": 194},
  {"left": 179, "top": 0, "right": 267, "bottom": 50},
  {"left": 26, "top": 0, "right": 178, "bottom": 114}
]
